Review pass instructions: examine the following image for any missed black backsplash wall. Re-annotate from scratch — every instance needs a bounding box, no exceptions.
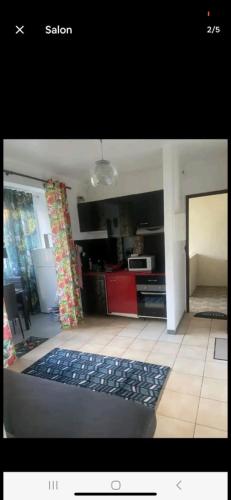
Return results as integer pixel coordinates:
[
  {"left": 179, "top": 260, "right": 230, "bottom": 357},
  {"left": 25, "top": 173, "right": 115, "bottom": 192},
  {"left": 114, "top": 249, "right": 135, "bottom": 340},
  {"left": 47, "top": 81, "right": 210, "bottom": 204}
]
[
  {"left": 143, "top": 233, "right": 165, "bottom": 272},
  {"left": 75, "top": 238, "right": 118, "bottom": 266},
  {"left": 75, "top": 233, "right": 165, "bottom": 272}
]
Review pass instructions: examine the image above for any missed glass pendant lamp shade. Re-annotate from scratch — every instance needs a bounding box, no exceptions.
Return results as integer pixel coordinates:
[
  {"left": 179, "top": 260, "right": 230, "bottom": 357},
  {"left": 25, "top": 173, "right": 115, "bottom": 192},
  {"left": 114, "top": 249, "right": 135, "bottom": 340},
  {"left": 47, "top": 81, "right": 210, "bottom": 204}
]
[
  {"left": 91, "top": 159, "right": 118, "bottom": 187},
  {"left": 90, "top": 140, "right": 118, "bottom": 187}
]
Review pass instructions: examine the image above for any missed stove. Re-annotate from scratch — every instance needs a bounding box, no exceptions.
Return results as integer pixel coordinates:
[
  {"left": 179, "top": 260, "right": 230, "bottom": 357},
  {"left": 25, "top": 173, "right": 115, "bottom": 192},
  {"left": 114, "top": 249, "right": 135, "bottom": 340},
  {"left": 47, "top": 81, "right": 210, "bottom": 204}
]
[{"left": 136, "top": 275, "right": 166, "bottom": 319}]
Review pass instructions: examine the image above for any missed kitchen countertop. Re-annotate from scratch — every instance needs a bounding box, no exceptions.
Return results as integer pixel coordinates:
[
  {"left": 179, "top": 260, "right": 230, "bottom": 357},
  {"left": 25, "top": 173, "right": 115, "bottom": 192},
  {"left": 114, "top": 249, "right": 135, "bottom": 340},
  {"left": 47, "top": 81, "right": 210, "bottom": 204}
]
[{"left": 84, "top": 270, "right": 165, "bottom": 276}]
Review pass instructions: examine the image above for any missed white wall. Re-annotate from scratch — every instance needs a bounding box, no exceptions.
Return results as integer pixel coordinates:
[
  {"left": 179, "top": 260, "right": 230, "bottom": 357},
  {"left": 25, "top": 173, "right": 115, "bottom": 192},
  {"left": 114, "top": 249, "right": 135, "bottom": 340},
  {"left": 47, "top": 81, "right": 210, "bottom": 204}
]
[
  {"left": 182, "top": 153, "right": 227, "bottom": 196},
  {"left": 189, "top": 194, "right": 227, "bottom": 287},
  {"left": 84, "top": 166, "right": 163, "bottom": 202},
  {"left": 163, "top": 145, "right": 186, "bottom": 333},
  {"left": 66, "top": 188, "right": 81, "bottom": 240},
  {"left": 163, "top": 143, "right": 228, "bottom": 332}
]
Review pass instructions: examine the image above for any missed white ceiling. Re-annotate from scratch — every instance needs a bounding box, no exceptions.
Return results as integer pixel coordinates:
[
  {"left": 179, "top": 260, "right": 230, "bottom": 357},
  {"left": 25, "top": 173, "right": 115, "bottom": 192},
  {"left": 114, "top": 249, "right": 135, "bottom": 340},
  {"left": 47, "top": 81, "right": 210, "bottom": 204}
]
[{"left": 4, "top": 139, "right": 227, "bottom": 181}]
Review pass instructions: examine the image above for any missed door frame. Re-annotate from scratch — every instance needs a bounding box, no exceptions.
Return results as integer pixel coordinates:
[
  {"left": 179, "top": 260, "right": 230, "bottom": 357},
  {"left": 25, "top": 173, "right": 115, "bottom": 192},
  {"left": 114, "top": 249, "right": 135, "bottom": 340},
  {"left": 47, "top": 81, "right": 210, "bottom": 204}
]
[{"left": 185, "top": 189, "right": 227, "bottom": 313}]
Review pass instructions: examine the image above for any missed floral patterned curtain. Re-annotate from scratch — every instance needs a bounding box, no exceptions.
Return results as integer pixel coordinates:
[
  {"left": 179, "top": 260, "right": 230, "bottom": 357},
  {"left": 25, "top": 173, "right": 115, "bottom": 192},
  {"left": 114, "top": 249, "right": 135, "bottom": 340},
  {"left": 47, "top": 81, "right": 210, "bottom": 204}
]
[
  {"left": 3, "top": 300, "right": 16, "bottom": 367},
  {"left": 45, "top": 180, "right": 83, "bottom": 328},
  {"left": 3, "top": 189, "right": 40, "bottom": 313}
]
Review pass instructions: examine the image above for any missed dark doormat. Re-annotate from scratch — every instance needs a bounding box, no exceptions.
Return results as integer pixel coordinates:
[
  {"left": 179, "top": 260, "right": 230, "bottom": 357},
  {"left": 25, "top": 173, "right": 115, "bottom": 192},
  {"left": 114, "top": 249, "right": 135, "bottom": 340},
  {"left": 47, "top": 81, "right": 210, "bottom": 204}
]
[
  {"left": 194, "top": 311, "right": 227, "bottom": 320},
  {"left": 214, "top": 338, "right": 227, "bottom": 361},
  {"left": 23, "top": 348, "right": 170, "bottom": 409},
  {"left": 15, "top": 336, "right": 48, "bottom": 358}
]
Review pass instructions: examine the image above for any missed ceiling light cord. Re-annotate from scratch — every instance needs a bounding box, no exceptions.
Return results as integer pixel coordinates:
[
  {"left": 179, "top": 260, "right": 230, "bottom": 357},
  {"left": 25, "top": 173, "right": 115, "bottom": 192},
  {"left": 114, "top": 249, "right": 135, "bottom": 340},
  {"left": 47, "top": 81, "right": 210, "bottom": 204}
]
[{"left": 100, "top": 139, "right": 104, "bottom": 160}]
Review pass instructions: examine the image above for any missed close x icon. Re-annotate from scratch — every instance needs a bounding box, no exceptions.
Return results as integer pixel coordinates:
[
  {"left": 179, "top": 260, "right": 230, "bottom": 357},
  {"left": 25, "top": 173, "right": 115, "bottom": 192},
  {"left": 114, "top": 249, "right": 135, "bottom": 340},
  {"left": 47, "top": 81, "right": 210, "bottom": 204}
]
[{"left": 15, "top": 25, "right": 24, "bottom": 34}]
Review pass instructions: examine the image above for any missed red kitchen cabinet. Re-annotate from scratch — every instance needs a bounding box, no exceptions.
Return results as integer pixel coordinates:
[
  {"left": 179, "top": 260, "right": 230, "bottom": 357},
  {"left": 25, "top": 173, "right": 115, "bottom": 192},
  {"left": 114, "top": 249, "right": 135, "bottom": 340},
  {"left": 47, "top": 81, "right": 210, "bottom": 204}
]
[{"left": 106, "top": 273, "right": 138, "bottom": 314}]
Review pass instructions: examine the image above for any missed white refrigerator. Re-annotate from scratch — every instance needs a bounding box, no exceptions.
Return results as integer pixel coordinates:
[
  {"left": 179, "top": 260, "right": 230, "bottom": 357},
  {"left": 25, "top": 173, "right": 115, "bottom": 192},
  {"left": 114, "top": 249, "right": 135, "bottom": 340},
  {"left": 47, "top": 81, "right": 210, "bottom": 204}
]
[{"left": 31, "top": 248, "right": 58, "bottom": 313}]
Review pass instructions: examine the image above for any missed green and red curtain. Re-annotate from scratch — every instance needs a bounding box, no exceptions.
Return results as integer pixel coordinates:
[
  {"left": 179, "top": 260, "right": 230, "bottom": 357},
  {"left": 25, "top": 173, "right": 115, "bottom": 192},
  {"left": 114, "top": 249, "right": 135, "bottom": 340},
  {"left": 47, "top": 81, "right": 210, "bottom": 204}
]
[
  {"left": 3, "top": 188, "right": 40, "bottom": 313},
  {"left": 3, "top": 301, "right": 16, "bottom": 367},
  {"left": 45, "top": 180, "right": 83, "bottom": 329}
]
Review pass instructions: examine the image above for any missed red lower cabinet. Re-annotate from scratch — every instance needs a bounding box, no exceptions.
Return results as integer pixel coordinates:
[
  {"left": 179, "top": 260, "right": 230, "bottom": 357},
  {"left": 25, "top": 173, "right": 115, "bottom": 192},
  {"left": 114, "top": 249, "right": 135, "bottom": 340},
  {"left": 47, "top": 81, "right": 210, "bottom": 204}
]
[{"left": 106, "top": 273, "right": 138, "bottom": 314}]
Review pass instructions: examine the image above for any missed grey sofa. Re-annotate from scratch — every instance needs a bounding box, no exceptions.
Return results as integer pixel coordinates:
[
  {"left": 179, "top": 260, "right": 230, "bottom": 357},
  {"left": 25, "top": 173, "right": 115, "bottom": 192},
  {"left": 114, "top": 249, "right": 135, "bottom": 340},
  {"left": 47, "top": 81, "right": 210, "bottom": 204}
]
[{"left": 4, "top": 369, "right": 156, "bottom": 438}]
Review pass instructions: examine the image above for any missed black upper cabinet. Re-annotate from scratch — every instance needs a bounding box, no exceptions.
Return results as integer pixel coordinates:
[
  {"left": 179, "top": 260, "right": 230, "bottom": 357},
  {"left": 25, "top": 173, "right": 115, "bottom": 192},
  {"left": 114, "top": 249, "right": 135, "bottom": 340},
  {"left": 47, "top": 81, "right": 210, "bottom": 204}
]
[
  {"left": 78, "top": 202, "right": 94, "bottom": 232},
  {"left": 78, "top": 201, "right": 104, "bottom": 232},
  {"left": 100, "top": 200, "right": 120, "bottom": 237},
  {"left": 131, "top": 190, "right": 164, "bottom": 228},
  {"left": 78, "top": 190, "right": 164, "bottom": 234}
]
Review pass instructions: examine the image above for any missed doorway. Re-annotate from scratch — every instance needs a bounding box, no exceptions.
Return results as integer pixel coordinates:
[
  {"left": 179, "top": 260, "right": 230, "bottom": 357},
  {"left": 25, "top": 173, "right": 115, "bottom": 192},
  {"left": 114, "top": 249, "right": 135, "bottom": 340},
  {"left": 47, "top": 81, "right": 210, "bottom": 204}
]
[{"left": 186, "top": 190, "right": 228, "bottom": 314}]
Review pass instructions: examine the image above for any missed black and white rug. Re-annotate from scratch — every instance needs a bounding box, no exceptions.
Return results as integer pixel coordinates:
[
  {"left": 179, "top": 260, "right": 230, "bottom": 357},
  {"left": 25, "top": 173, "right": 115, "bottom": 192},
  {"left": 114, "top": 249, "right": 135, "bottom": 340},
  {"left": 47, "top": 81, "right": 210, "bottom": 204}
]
[
  {"left": 15, "top": 336, "right": 48, "bottom": 358},
  {"left": 23, "top": 348, "right": 170, "bottom": 408},
  {"left": 194, "top": 311, "right": 227, "bottom": 320}
]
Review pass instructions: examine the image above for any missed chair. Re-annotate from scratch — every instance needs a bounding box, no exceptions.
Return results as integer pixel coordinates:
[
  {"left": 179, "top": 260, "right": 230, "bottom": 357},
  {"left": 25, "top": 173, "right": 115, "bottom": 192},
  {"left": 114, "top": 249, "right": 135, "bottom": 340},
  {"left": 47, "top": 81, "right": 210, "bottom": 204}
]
[
  {"left": 4, "top": 274, "right": 25, "bottom": 290},
  {"left": 16, "top": 289, "right": 31, "bottom": 330},
  {"left": 4, "top": 276, "right": 31, "bottom": 330},
  {"left": 4, "top": 284, "right": 25, "bottom": 339}
]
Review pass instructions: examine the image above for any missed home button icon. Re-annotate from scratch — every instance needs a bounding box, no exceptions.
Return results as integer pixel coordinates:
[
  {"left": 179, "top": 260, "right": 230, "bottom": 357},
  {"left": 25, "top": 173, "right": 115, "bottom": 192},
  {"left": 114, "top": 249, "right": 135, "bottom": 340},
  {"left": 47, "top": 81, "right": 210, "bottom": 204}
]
[{"left": 111, "top": 481, "right": 121, "bottom": 491}]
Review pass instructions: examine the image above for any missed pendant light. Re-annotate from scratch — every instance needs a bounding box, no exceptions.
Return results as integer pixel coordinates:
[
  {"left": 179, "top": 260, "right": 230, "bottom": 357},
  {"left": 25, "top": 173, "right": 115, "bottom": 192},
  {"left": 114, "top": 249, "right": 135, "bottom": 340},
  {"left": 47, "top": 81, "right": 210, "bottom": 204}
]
[{"left": 90, "top": 139, "right": 118, "bottom": 187}]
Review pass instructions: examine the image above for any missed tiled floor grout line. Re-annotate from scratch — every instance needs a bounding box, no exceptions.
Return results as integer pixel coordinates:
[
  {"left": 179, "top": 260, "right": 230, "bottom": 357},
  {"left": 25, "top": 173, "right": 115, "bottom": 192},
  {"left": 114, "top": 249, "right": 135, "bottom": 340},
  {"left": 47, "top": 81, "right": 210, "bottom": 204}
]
[
  {"left": 155, "top": 413, "right": 226, "bottom": 434},
  {"left": 100, "top": 326, "right": 152, "bottom": 356},
  {"left": 171, "top": 335, "right": 185, "bottom": 371},
  {"left": 192, "top": 319, "right": 212, "bottom": 437},
  {"left": 158, "top": 317, "right": 226, "bottom": 437},
  {"left": 157, "top": 386, "right": 227, "bottom": 404}
]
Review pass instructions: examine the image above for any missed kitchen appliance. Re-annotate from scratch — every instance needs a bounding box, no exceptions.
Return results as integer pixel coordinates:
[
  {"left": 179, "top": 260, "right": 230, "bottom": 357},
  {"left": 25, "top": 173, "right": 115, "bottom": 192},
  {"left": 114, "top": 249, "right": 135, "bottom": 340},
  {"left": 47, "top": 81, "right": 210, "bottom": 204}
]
[
  {"left": 136, "top": 275, "right": 166, "bottom": 319},
  {"left": 128, "top": 255, "right": 155, "bottom": 272},
  {"left": 31, "top": 248, "right": 58, "bottom": 313}
]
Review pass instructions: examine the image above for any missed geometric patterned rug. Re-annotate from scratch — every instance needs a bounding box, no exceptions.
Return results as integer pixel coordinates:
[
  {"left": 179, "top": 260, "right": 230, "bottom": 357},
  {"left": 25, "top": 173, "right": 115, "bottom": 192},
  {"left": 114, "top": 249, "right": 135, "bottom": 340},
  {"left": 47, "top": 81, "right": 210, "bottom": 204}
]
[
  {"left": 22, "top": 348, "right": 170, "bottom": 408},
  {"left": 14, "top": 336, "right": 48, "bottom": 358}
]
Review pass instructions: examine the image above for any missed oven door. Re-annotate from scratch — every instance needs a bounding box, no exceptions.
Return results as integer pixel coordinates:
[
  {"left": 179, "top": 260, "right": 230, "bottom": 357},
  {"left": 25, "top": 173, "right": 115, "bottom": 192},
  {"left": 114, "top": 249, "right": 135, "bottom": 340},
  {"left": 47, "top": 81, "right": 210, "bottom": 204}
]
[{"left": 137, "top": 291, "right": 167, "bottom": 318}]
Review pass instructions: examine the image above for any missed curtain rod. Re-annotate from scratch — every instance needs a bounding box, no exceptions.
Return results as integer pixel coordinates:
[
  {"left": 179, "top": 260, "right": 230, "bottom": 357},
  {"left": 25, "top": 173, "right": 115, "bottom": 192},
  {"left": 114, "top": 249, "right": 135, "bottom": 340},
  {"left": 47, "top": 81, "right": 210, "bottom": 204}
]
[{"left": 3, "top": 170, "right": 72, "bottom": 190}]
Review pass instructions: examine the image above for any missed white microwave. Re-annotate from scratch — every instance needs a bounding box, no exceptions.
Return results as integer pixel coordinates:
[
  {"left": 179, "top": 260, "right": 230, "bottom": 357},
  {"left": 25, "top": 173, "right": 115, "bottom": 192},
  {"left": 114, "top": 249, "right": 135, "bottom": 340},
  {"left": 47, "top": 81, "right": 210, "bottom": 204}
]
[{"left": 128, "top": 255, "right": 155, "bottom": 272}]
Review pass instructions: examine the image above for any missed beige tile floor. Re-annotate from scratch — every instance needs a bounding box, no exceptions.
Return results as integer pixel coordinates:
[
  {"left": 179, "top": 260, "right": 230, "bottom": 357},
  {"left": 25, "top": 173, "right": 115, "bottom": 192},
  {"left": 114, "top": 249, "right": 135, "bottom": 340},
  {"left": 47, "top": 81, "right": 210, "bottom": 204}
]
[{"left": 9, "top": 313, "right": 228, "bottom": 438}]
